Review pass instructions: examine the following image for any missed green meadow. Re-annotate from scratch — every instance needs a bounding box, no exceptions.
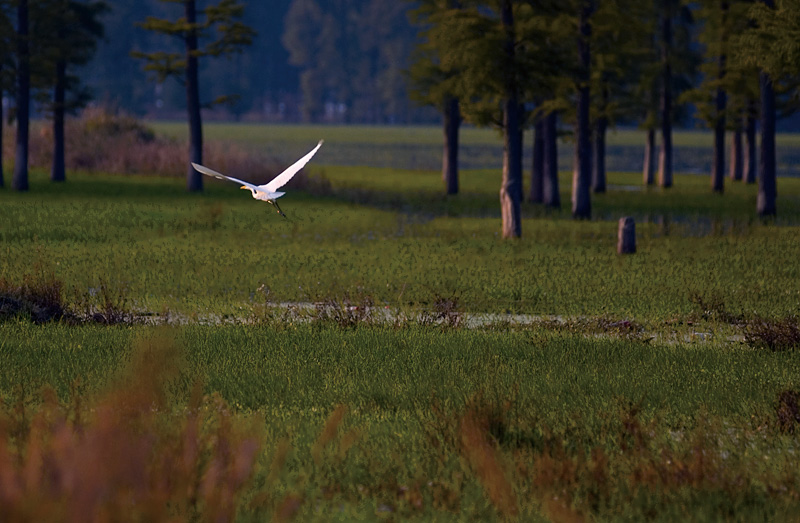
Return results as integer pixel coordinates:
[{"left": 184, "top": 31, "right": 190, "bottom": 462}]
[{"left": 2, "top": 123, "right": 800, "bottom": 520}]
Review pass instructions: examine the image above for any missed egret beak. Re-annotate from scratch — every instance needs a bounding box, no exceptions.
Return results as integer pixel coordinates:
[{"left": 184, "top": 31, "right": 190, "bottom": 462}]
[{"left": 240, "top": 186, "right": 248, "bottom": 190}]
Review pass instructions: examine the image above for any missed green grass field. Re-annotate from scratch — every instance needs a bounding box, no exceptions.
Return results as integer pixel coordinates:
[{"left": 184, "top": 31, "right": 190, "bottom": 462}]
[
  {"left": 2, "top": 123, "right": 800, "bottom": 520},
  {"left": 152, "top": 121, "right": 800, "bottom": 175}
]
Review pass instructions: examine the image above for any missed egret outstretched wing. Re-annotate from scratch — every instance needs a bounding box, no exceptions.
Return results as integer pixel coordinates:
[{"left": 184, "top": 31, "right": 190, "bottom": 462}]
[
  {"left": 191, "top": 162, "right": 260, "bottom": 192},
  {"left": 261, "top": 140, "right": 324, "bottom": 193}
]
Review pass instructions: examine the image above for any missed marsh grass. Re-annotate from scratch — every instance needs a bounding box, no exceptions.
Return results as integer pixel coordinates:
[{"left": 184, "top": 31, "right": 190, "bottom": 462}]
[
  {"left": 3, "top": 170, "right": 800, "bottom": 321},
  {"left": 4, "top": 119, "right": 800, "bottom": 519}
]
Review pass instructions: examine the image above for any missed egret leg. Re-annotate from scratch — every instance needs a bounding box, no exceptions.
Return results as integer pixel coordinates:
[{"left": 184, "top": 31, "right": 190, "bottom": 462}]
[{"left": 271, "top": 200, "right": 287, "bottom": 218}]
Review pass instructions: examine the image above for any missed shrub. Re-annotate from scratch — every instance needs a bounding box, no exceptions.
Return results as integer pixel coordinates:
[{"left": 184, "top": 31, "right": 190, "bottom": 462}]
[
  {"left": 0, "top": 273, "right": 67, "bottom": 324},
  {"left": 744, "top": 316, "right": 800, "bottom": 351},
  {"left": 1, "top": 107, "right": 329, "bottom": 193}
]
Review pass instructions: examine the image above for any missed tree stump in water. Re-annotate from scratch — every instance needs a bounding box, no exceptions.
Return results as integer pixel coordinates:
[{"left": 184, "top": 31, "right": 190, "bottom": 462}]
[{"left": 617, "top": 217, "right": 636, "bottom": 254}]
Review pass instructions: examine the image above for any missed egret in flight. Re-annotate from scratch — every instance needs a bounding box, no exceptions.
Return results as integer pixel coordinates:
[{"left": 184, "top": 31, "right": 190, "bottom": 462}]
[{"left": 191, "top": 140, "right": 323, "bottom": 218}]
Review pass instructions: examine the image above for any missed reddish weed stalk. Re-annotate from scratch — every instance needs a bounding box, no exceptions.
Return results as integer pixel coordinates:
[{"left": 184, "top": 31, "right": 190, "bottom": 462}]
[{"left": 0, "top": 330, "right": 260, "bottom": 521}]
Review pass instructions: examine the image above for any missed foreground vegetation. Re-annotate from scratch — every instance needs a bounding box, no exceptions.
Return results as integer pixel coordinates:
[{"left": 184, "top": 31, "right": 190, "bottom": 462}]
[
  {"left": 2, "top": 322, "right": 800, "bottom": 520},
  {"left": 3, "top": 121, "right": 800, "bottom": 519}
]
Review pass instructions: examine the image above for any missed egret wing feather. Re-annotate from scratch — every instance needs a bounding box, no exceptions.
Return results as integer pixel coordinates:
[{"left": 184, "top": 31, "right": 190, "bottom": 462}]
[
  {"left": 191, "top": 162, "right": 260, "bottom": 192},
  {"left": 261, "top": 140, "right": 324, "bottom": 193}
]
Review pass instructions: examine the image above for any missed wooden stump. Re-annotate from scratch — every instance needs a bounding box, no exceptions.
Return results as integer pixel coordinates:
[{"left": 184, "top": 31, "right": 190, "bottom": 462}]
[{"left": 617, "top": 217, "right": 636, "bottom": 254}]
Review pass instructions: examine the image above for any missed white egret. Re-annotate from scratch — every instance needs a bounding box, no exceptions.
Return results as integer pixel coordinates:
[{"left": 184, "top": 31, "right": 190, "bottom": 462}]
[{"left": 191, "top": 140, "right": 323, "bottom": 218}]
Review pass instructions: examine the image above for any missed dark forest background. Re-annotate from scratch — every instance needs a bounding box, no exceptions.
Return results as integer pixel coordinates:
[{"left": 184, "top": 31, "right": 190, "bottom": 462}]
[{"left": 80, "top": 0, "right": 433, "bottom": 123}]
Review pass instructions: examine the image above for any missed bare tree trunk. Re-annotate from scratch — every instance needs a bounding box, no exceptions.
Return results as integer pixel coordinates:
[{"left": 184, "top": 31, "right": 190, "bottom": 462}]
[
  {"left": 442, "top": 96, "right": 460, "bottom": 195},
  {"left": 500, "top": 0, "right": 522, "bottom": 238},
  {"left": 657, "top": 2, "right": 673, "bottom": 189},
  {"left": 729, "top": 126, "right": 743, "bottom": 181},
  {"left": 51, "top": 58, "right": 67, "bottom": 182},
  {"left": 758, "top": 70, "right": 776, "bottom": 216},
  {"left": 529, "top": 116, "right": 544, "bottom": 203},
  {"left": 572, "top": 0, "right": 593, "bottom": 218},
  {"left": 12, "top": 0, "right": 30, "bottom": 192},
  {"left": 185, "top": 0, "right": 203, "bottom": 192},
  {"left": 543, "top": 111, "right": 560, "bottom": 208},
  {"left": 592, "top": 115, "right": 607, "bottom": 193},
  {"left": 643, "top": 128, "right": 655, "bottom": 185},
  {"left": 744, "top": 107, "right": 756, "bottom": 184}
]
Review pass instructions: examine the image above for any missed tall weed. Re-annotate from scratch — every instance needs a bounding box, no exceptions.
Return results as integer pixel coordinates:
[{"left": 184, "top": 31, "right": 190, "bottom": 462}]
[{"left": 0, "top": 330, "right": 261, "bottom": 521}]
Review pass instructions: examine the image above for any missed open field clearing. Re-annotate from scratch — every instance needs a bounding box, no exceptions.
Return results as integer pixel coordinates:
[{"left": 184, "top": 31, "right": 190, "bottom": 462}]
[
  {"left": 2, "top": 124, "right": 800, "bottom": 520},
  {"left": 153, "top": 122, "right": 800, "bottom": 175}
]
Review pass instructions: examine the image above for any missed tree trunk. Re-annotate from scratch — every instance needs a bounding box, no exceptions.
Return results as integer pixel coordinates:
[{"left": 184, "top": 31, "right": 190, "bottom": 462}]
[
  {"left": 729, "top": 126, "right": 743, "bottom": 181},
  {"left": 12, "top": 0, "right": 30, "bottom": 192},
  {"left": 0, "top": 70, "right": 4, "bottom": 188},
  {"left": 592, "top": 116, "right": 607, "bottom": 193},
  {"left": 643, "top": 128, "right": 655, "bottom": 185},
  {"left": 572, "top": 0, "right": 593, "bottom": 219},
  {"left": 711, "top": 3, "right": 727, "bottom": 193},
  {"left": 185, "top": 0, "right": 203, "bottom": 192},
  {"left": 499, "top": 0, "right": 521, "bottom": 238},
  {"left": 51, "top": 59, "right": 67, "bottom": 182},
  {"left": 710, "top": 85, "right": 726, "bottom": 193},
  {"left": 442, "top": 96, "right": 460, "bottom": 195},
  {"left": 543, "top": 111, "right": 560, "bottom": 208},
  {"left": 529, "top": 116, "right": 544, "bottom": 203},
  {"left": 657, "top": 2, "right": 673, "bottom": 189},
  {"left": 744, "top": 108, "right": 756, "bottom": 184},
  {"left": 758, "top": 70, "right": 776, "bottom": 216}
]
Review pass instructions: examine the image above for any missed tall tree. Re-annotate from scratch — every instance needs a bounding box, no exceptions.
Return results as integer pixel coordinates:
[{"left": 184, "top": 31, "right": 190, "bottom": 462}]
[
  {"left": 734, "top": 0, "right": 800, "bottom": 216},
  {"left": 542, "top": 111, "right": 560, "bottom": 208},
  {"left": 588, "top": 0, "right": 653, "bottom": 194},
  {"left": 758, "top": 66, "right": 776, "bottom": 216},
  {"left": 12, "top": 0, "right": 29, "bottom": 192},
  {"left": 133, "top": 0, "right": 255, "bottom": 192},
  {"left": 529, "top": 112, "right": 544, "bottom": 202},
  {"left": 657, "top": 0, "right": 676, "bottom": 188},
  {"left": 682, "top": 0, "right": 731, "bottom": 193},
  {"left": 499, "top": 0, "right": 523, "bottom": 236},
  {"left": 36, "top": 0, "right": 107, "bottom": 183},
  {"left": 0, "top": 0, "right": 14, "bottom": 188},
  {"left": 408, "top": 0, "right": 463, "bottom": 195},
  {"left": 571, "top": 0, "right": 593, "bottom": 219},
  {"left": 426, "top": 0, "right": 545, "bottom": 237}
]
